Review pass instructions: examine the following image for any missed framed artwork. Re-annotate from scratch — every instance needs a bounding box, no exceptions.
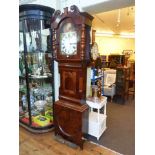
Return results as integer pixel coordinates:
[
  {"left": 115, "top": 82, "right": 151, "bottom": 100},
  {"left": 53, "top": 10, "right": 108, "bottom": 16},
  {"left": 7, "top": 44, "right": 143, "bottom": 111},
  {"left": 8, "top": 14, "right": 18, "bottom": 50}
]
[{"left": 122, "top": 50, "right": 133, "bottom": 57}]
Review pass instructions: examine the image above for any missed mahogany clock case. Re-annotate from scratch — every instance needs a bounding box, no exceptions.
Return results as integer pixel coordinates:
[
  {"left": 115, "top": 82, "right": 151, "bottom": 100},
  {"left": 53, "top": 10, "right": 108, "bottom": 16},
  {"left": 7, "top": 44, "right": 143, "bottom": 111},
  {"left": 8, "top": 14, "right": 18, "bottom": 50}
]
[{"left": 51, "top": 6, "right": 93, "bottom": 149}]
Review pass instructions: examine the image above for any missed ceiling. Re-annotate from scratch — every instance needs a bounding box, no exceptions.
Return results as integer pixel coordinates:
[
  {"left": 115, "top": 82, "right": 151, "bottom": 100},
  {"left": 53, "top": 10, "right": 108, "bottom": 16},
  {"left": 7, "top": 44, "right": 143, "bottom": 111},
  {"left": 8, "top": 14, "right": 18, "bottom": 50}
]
[
  {"left": 19, "top": 0, "right": 135, "bottom": 37},
  {"left": 92, "top": 6, "right": 135, "bottom": 37}
]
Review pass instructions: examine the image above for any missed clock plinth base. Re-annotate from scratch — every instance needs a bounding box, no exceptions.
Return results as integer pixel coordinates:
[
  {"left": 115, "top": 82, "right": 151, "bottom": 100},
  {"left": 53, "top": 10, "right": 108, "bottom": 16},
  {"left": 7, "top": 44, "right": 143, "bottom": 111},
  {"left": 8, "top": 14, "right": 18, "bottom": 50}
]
[
  {"left": 53, "top": 134, "right": 79, "bottom": 149},
  {"left": 54, "top": 100, "right": 89, "bottom": 149}
]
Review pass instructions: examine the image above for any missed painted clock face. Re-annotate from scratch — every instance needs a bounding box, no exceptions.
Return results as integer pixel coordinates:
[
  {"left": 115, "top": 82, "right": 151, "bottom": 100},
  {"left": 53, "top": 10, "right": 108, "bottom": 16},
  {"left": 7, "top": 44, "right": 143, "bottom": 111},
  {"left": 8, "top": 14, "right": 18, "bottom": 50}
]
[{"left": 60, "top": 23, "right": 78, "bottom": 56}]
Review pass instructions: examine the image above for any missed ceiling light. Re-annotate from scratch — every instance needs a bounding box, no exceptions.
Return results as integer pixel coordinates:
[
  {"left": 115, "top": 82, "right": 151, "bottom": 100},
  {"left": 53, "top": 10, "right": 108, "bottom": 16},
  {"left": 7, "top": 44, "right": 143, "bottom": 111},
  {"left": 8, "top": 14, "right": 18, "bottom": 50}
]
[
  {"left": 120, "top": 32, "right": 134, "bottom": 35},
  {"left": 95, "top": 31, "right": 114, "bottom": 37},
  {"left": 95, "top": 31, "right": 134, "bottom": 38},
  {"left": 116, "top": 9, "right": 121, "bottom": 27},
  {"left": 119, "top": 32, "right": 135, "bottom": 38}
]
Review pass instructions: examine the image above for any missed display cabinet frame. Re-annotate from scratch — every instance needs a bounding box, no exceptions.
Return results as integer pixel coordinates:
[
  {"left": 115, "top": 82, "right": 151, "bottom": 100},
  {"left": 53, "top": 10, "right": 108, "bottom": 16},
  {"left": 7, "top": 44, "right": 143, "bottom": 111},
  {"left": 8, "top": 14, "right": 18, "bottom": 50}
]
[{"left": 19, "top": 4, "right": 55, "bottom": 133}]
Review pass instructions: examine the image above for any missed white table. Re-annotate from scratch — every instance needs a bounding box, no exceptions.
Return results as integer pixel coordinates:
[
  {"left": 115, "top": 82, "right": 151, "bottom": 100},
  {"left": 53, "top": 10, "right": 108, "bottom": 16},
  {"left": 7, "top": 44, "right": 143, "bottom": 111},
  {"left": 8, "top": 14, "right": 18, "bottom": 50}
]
[{"left": 86, "top": 96, "right": 107, "bottom": 140}]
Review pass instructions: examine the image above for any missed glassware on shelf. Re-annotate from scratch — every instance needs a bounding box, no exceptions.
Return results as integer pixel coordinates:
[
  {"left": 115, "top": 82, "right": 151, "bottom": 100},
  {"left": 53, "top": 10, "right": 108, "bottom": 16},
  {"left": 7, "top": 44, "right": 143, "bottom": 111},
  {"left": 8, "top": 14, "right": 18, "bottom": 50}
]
[
  {"left": 19, "top": 53, "right": 25, "bottom": 76},
  {"left": 34, "top": 100, "right": 46, "bottom": 111},
  {"left": 21, "top": 94, "right": 27, "bottom": 110}
]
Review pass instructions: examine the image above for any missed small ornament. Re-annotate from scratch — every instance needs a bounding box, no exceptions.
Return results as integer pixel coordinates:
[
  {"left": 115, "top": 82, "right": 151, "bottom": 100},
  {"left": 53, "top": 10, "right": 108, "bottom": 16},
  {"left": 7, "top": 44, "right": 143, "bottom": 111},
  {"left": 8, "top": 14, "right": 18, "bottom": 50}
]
[{"left": 91, "top": 42, "right": 99, "bottom": 61}]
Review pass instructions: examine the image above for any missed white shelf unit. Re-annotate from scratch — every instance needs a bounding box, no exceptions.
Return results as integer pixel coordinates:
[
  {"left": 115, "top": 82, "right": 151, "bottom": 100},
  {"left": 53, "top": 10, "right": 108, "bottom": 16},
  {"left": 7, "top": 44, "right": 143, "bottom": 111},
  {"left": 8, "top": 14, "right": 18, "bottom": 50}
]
[{"left": 86, "top": 96, "right": 107, "bottom": 140}]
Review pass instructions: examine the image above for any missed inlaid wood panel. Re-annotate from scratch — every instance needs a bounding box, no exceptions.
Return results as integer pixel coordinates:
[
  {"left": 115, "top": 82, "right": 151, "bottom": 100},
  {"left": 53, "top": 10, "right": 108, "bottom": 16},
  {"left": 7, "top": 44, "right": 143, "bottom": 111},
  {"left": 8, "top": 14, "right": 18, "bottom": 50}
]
[
  {"left": 59, "top": 65, "right": 86, "bottom": 104},
  {"left": 62, "top": 71, "right": 77, "bottom": 95}
]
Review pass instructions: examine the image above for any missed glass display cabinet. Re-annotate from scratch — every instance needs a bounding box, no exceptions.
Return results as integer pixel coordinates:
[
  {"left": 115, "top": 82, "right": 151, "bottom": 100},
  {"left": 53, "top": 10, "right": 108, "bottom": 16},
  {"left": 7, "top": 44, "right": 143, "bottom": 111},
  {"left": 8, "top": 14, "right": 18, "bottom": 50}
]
[{"left": 19, "top": 4, "right": 55, "bottom": 132}]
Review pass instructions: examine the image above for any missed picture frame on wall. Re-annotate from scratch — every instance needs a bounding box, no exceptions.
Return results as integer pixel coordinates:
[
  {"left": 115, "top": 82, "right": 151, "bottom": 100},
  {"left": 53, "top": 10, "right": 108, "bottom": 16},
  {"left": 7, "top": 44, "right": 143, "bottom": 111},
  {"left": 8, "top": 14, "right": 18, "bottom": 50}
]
[{"left": 122, "top": 50, "right": 133, "bottom": 58}]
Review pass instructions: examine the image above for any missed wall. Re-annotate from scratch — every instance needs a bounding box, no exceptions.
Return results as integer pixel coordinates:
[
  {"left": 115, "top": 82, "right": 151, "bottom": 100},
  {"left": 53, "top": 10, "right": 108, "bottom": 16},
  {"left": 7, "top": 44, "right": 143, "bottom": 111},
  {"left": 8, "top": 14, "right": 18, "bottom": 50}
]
[
  {"left": 19, "top": 0, "right": 57, "bottom": 9},
  {"left": 58, "top": 0, "right": 134, "bottom": 14},
  {"left": 95, "top": 35, "right": 135, "bottom": 55}
]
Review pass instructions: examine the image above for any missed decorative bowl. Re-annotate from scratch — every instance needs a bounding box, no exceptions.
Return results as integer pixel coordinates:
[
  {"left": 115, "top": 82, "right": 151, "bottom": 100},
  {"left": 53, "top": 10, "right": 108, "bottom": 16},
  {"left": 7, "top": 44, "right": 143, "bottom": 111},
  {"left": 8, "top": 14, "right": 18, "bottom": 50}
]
[{"left": 34, "top": 100, "right": 46, "bottom": 110}]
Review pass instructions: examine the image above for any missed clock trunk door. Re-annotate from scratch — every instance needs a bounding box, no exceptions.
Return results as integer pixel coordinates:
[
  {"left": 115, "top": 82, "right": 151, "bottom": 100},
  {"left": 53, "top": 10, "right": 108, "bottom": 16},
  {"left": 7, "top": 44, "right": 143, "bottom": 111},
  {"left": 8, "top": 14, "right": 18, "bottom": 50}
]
[{"left": 59, "top": 65, "right": 86, "bottom": 104}]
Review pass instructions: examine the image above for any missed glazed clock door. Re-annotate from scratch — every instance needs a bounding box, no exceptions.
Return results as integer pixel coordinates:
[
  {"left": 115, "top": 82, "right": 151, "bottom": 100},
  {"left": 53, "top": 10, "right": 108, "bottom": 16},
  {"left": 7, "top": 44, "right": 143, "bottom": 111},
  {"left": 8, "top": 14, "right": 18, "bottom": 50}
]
[
  {"left": 56, "top": 18, "right": 81, "bottom": 60},
  {"left": 60, "top": 22, "right": 78, "bottom": 56}
]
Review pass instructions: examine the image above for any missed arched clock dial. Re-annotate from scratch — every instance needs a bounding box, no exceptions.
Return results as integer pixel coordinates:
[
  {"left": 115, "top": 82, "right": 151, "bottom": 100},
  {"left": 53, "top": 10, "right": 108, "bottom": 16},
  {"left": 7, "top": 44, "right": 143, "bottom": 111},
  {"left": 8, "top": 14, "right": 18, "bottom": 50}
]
[{"left": 60, "top": 30, "right": 77, "bottom": 55}]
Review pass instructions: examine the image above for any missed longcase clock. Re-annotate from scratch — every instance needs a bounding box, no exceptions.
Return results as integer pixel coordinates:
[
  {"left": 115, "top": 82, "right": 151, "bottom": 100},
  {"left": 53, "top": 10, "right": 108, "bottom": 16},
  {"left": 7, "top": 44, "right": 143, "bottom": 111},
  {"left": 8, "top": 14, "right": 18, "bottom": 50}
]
[{"left": 51, "top": 5, "right": 93, "bottom": 149}]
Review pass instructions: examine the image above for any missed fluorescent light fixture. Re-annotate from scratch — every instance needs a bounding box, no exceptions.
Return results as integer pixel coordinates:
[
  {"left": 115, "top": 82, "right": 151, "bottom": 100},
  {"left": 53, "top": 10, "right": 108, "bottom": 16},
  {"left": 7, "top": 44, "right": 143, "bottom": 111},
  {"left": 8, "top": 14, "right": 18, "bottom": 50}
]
[
  {"left": 119, "top": 32, "right": 135, "bottom": 38},
  {"left": 95, "top": 31, "right": 135, "bottom": 38},
  {"left": 95, "top": 31, "right": 114, "bottom": 37}
]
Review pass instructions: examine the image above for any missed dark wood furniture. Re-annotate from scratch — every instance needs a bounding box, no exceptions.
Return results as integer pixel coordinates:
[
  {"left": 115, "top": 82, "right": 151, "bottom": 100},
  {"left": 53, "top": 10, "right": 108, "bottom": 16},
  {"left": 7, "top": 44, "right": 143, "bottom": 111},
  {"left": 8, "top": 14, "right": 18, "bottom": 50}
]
[
  {"left": 100, "top": 55, "right": 107, "bottom": 68},
  {"left": 128, "top": 62, "right": 135, "bottom": 99},
  {"left": 129, "top": 62, "right": 135, "bottom": 81},
  {"left": 92, "top": 29, "right": 96, "bottom": 45},
  {"left": 51, "top": 5, "right": 93, "bottom": 149},
  {"left": 108, "top": 54, "right": 125, "bottom": 68},
  {"left": 128, "top": 79, "right": 135, "bottom": 99},
  {"left": 116, "top": 67, "right": 130, "bottom": 104}
]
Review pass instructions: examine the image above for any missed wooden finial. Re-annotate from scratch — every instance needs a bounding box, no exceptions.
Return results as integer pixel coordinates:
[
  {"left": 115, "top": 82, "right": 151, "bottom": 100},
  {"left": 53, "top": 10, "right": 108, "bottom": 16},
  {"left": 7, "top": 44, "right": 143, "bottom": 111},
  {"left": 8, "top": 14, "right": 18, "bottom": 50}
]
[{"left": 64, "top": 7, "right": 68, "bottom": 15}]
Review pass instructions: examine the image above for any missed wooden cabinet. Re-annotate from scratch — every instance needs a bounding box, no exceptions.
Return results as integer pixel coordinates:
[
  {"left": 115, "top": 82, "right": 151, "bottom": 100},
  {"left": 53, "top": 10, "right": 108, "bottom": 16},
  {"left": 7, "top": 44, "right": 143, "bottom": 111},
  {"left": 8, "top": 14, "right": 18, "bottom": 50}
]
[
  {"left": 100, "top": 55, "right": 107, "bottom": 68},
  {"left": 129, "top": 62, "right": 135, "bottom": 80},
  {"left": 116, "top": 67, "right": 130, "bottom": 103},
  {"left": 108, "top": 54, "right": 125, "bottom": 68}
]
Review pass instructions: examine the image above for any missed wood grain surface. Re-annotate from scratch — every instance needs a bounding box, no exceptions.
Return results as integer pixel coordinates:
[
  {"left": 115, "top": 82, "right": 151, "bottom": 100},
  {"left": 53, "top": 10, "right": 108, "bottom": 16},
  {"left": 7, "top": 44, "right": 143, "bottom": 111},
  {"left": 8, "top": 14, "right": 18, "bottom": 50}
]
[{"left": 19, "top": 126, "right": 121, "bottom": 155}]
